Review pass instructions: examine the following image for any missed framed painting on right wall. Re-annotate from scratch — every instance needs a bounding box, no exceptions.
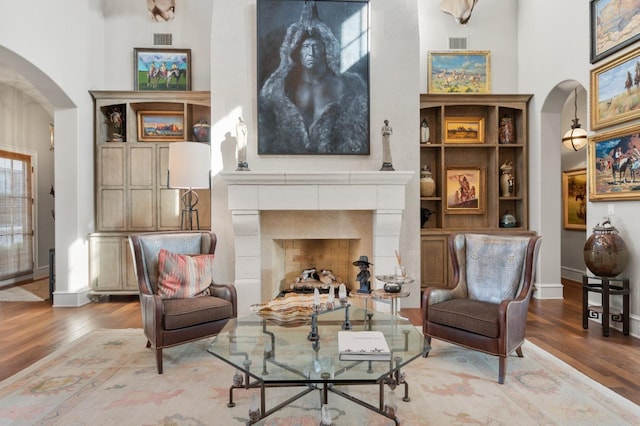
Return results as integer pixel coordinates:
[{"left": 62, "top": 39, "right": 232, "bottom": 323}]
[
  {"left": 590, "top": 0, "right": 640, "bottom": 63},
  {"left": 590, "top": 47, "right": 640, "bottom": 130},
  {"left": 588, "top": 124, "right": 640, "bottom": 201}
]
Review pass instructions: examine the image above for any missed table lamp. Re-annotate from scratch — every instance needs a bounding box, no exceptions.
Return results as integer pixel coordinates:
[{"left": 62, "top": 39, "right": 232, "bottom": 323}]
[{"left": 168, "top": 141, "right": 211, "bottom": 230}]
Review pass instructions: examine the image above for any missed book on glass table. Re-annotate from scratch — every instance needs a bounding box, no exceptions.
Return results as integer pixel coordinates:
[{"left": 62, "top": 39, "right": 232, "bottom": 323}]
[{"left": 338, "top": 331, "right": 391, "bottom": 361}]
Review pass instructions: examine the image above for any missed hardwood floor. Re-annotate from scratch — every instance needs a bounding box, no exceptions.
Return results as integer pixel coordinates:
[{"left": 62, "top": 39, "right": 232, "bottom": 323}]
[{"left": 1, "top": 280, "right": 639, "bottom": 406}]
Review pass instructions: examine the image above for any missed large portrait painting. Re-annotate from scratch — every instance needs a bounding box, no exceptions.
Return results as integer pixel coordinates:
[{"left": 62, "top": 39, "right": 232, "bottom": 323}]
[
  {"left": 257, "top": 0, "right": 370, "bottom": 155},
  {"left": 588, "top": 124, "right": 640, "bottom": 201},
  {"left": 590, "top": 0, "right": 640, "bottom": 64},
  {"left": 590, "top": 47, "right": 640, "bottom": 130},
  {"left": 562, "top": 168, "right": 587, "bottom": 231}
]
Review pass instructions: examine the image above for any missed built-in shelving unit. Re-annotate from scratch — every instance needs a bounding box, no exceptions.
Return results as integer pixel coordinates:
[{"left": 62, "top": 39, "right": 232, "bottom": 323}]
[
  {"left": 419, "top": 94, "right": 533, "bottom": 290},
  {"left": 88, "top": 91, "right": 211, "bottom": 296}
]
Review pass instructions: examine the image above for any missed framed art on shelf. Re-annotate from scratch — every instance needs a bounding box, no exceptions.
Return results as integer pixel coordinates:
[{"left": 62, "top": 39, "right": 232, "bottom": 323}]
[
  {"left": 134, "top": 48, "right": 191, "bottom": 91},
  {"left": 256, "top": 0, "right": 370, "bottom": 155},
  {"left": 444, "top": 117, "right": 485, "bottom": 144},
  {"left": 562, "top": 168, "right": 587, "bottom": 231},
  {"left": 137, "top": 111, "right": 186, "bottom": 142},
  {"left": 427, "top": 51, "right": 490, "bottom": 94},
  {"left": 444, "top": 166, "right": 485, "bottom": 214},
  {"left": 590, "top": 47, "right": 640, "bottom": 130},
  {"left": 588, "top": 124, "right": 640, "bottom": 201},
  {"left": 590, "top": 0, "right": 640, "bottom": 64}
]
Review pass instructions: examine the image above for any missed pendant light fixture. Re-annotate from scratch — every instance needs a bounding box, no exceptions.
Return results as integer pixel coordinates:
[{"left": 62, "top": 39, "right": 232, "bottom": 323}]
[{"left": 562, "top": 86, "right": 588, "bottom": 151}]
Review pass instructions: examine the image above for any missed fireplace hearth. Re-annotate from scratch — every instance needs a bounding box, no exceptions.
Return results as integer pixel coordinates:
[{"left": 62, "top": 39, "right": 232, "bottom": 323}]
[{"left": 222, "top": 171, "right": 413, "bottom": 315}]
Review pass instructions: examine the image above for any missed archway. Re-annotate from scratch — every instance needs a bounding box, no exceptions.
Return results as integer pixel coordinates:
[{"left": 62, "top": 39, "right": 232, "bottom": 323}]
[{"left": 536, "top": 80, "right": 588, "bottom": 299}]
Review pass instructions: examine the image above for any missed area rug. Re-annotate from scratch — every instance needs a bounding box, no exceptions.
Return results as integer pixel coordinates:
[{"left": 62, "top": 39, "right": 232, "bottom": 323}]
[
  {"left": 0, "top": 280, "right": 46, "bottom": 302},
  {"left": 0, "top": 329, "right": 638, "bottom": 425}
]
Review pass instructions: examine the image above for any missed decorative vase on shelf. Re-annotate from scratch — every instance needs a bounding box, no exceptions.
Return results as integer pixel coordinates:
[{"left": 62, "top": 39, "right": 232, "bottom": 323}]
[
  {"left": 499, "top": 114, "right": 514, "bottom": 144},
  {"left": 192, "top": 120, "right": 211, "bottom": 143},
  {"left": 583, "top": 218, "right": 628, "bottom": 277},
  {"left": 420, "top": 118, "right": 430, "bottom": 144},
  {"left": 499, "top": 161, "right": 515, "bottom": 197},
  {"left": 420, "top": 166, "right": 436, "bottom": 197}
]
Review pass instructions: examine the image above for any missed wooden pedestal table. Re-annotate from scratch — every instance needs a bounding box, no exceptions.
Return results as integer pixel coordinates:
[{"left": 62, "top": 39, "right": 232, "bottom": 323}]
[{"left": 582, "top": 274, "right": 630, "bottom": 337}]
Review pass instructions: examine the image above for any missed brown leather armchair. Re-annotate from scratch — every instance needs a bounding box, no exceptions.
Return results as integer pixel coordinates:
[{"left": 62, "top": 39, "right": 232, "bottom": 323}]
[
  {"left": 129, "top": 231, "right": 237, "bottom": 374},
  {"left": 422, "top": 232, "right": 541, "bottom": 384}
]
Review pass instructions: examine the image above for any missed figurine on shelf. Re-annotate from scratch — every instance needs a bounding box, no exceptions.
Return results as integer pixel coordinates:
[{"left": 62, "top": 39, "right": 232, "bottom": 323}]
[
  {"left": 108, "top": 108, "right": 124, "bottom": 142},
  {"left": 421, "top": 118, "right": 430, "bottom": 143},
  {"left": 499, "top": 161, "right": 515, "bottom": 197},
  {"left": 499, "top": 114, "right": 514, "bottom": 144},
  {"left": 235, "top": 116, "right": 250, "bottom": 171},
  {"left": 353, "top": 255, "right": 373, "bottom": 294},
  {"left": 380, "top": 120, "right": 394, "bottom": 171}
]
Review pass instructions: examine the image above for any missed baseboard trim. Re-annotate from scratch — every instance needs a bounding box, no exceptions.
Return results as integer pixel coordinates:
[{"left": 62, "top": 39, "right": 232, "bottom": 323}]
[
  {"left": 533, "top": 282, "right": 564, "bottom": 299},
  {"left": 52, "top": 288, "right": 92, "bottom": 307},
  {"left": 561, "top": 266, "right": 585, "bottom": 283}
]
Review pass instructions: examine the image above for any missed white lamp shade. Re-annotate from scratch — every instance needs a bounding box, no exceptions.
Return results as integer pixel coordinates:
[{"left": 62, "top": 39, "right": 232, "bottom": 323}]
[
  {"left": 168, "top": 142, "right": 211, "bottom": 189},
  {"left": 562, "top": 127, "right": 588, "bottom": 151}
]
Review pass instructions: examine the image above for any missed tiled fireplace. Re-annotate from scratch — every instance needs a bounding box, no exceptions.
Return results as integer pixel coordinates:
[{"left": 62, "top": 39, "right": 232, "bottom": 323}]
[{"left": 222, "top": 171, "right": 413, "bottom": 315}]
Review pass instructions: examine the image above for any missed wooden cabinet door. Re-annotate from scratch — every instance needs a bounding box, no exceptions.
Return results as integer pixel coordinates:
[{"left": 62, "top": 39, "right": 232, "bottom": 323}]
[
  {"left": 421, "top": 235, "right": 450, "bottom": 290},
  {"left": 89, "top": 236, "right": 124, "bottom": 291},
  {"left": 96, "top": 145, "right": 126, "bottom": 231},
  {"left": 128, "top": 145, "right": 156, "bottom": 230}
]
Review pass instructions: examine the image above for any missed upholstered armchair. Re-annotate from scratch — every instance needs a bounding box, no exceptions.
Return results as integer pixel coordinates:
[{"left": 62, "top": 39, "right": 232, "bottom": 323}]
[
  {"left": 129, "top": 231, "right": 237, "bottom": 374},
  {"left": 422, "top": 232, "right": 541, "bottom": 384}
]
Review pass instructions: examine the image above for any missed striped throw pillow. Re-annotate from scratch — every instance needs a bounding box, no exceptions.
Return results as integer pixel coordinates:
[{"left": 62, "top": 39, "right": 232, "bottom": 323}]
[{"left": 157, "top": 249, "right": 214, "bottom": 299}]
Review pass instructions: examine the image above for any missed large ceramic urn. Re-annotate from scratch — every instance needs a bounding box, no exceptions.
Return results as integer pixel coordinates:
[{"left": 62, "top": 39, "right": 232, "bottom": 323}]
[{"left": 583, "top": 219, "right": 628, "bottom": 277}]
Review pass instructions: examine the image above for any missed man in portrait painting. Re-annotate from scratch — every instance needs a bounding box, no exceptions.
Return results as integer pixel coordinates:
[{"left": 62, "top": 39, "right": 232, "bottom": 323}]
[{"left": 258, "top": 1, "right": 369, "bottom": 155}]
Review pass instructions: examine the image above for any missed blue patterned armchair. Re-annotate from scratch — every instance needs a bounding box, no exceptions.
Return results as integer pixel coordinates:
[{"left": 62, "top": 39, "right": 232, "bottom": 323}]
[{"left": 422, "top": 232, "right": 541, "bottom": 384}]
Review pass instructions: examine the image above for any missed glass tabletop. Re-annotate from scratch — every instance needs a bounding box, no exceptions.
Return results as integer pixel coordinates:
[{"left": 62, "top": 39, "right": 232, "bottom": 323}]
[{"left": 207, "top": 306, "right": 428, "bottom": 384}]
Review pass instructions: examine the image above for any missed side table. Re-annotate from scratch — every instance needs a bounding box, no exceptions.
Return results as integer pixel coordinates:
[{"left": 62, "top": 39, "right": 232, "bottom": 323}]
[
  {"left": 582, "top": 274, "right": 630, "bottom": 337},
  {"left": 371, "top": 289, "right": 411, "bottom": 318}
]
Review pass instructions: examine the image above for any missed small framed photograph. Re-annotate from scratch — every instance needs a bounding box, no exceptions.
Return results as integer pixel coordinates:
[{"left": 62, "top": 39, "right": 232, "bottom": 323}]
[
  {"left": 137, "top": 111, "right": 186, "bottom": 142},
  {"left": 588, "top": 124, "right": 640, "bottom": 201},
  {"left": 590, "top": 46, "right": 640, "bottom": 130},
  {"left": 427, "top": 51, "right": 490, "bottom": 94},
  {"left": 134, "top": 48, "right": 191, "bottom": 91},
  {"left": 590, "top": 0, "right": 640, "bottom": 64},
  {"left": 444, "top": 117, "right": 485, "bottom": 144},
  {"left": 562, "top": 168, "right": 587, "bottom": 231},
  {"left": 444, "top": 166, "right": 485, "bottom": 214}
]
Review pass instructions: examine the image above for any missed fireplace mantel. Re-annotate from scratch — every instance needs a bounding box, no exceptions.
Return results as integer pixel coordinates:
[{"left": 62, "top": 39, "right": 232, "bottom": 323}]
[{"left": 221, "top": 171, "right": 414, "bottom": 314}]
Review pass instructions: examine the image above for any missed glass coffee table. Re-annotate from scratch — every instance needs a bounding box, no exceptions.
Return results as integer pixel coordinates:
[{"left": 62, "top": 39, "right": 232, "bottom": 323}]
[{"left": 207, "top": 304, "right": 429, "bottom": 425}]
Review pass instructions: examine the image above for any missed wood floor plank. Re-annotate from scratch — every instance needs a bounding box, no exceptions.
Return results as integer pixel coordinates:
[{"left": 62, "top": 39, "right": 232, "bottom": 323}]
[{"left": 1, "top": 280, "right": 639, "bottom": 407}]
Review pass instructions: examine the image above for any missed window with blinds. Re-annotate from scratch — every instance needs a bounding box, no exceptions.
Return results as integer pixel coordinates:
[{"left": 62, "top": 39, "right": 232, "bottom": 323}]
[{"left": 0, "top": 150, "right": 33, "bottom": 280}]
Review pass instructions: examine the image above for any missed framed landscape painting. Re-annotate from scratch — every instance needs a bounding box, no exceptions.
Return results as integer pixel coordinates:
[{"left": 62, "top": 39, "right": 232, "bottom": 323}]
[
  {"left": 134, "top": 48, "right": 191, "bottom": 91},
  {"left": 444, "top": 117, "right": 485, "bottom": 143},
  {"left": 590, "top": 47, "right": 640, "bottom": 130},
  {"left": 137, "top": 111, "right": 186, "bottom": 142},
  {"left": 562, "top": 168, "right": 587, "bottom": 231},
  {"left": 588, "top": 124, "right": 640, "bottom": 201},
  {"left": 590, "top": 0, "right": 640, "bottom": 63},
  {"left": 428, "top": 51, "right": 490, "bottom": 94},
  {"left": 444, "top": 166, "right": 485, "bottom": 214}
]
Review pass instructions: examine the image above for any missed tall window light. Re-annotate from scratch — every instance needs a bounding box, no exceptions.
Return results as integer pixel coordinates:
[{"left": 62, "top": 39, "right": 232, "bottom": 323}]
[{"left": 0, "top": 150, "right": 33, "bottom": 281}]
